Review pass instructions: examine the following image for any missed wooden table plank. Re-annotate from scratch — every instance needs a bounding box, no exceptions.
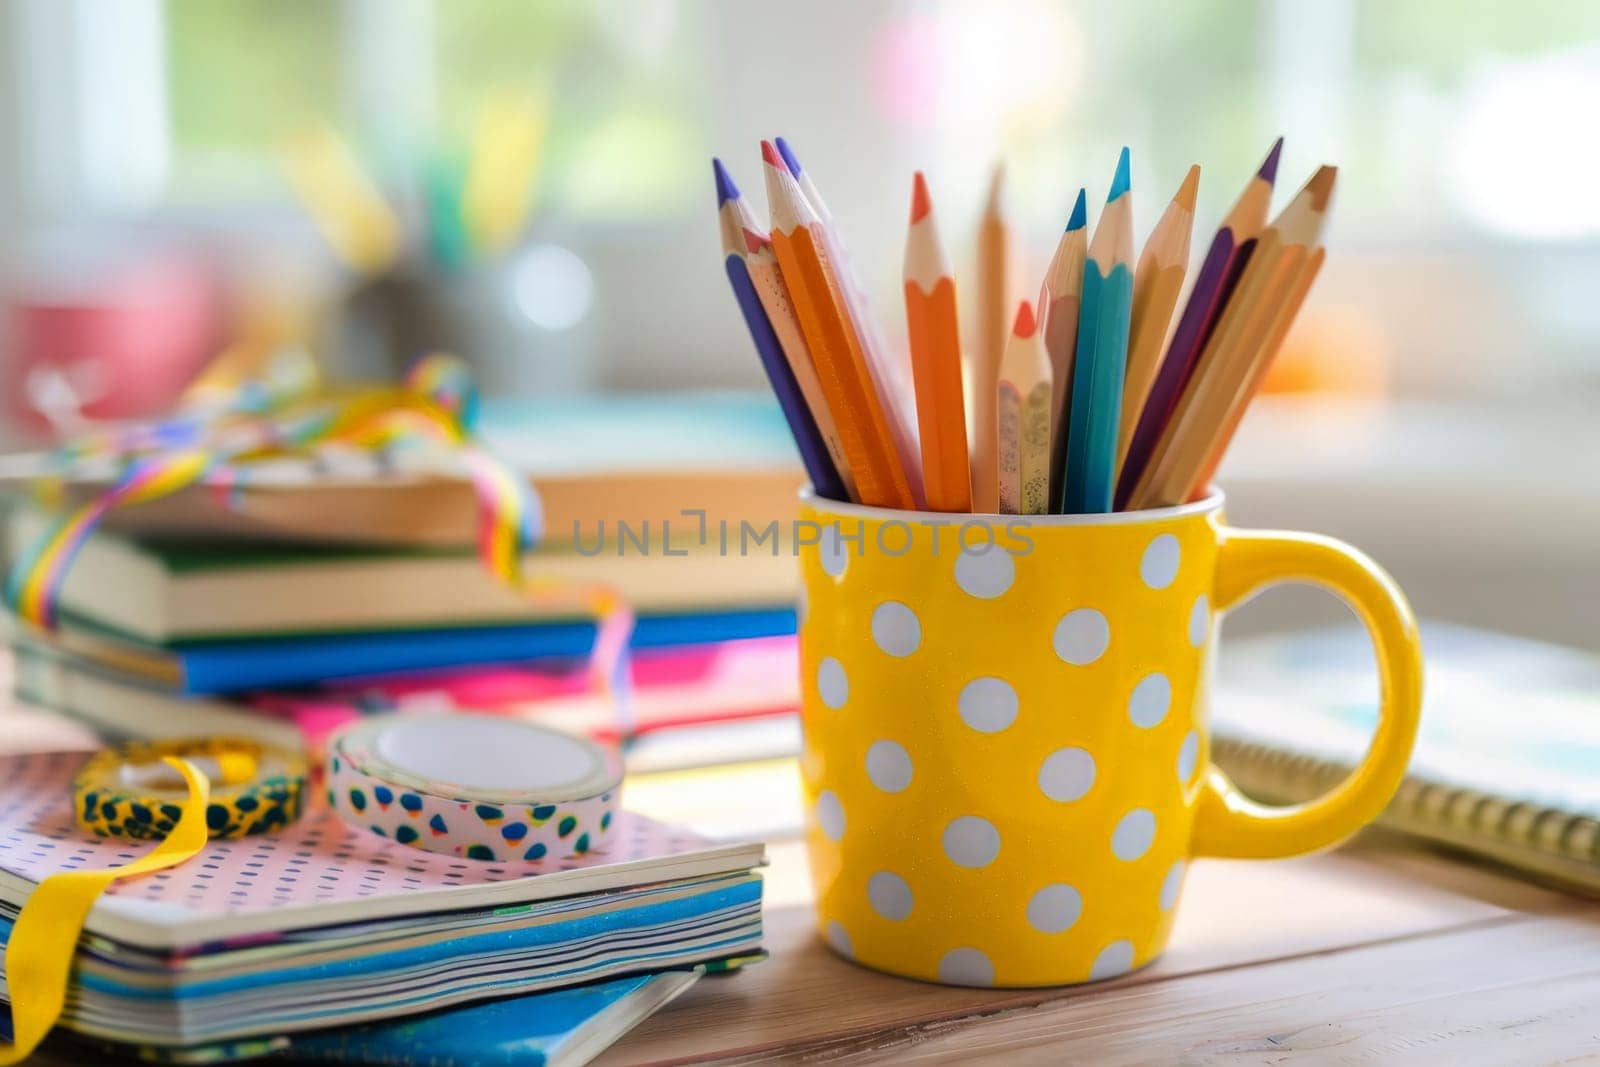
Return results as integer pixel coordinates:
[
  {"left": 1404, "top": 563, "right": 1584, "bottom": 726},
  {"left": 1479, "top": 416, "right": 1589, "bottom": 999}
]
[
  {"left": 598, "top": 840, "right": 1578, "bottom": 1065},
  {"left": 759, "top": 913, "right": 1600, "bottom": 1064}
]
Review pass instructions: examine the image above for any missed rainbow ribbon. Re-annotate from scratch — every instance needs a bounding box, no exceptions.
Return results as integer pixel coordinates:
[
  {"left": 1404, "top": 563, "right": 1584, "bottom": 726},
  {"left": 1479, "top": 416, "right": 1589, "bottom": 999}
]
[{"left": 3, "top": 351, "right": 633, "bottom": 712}]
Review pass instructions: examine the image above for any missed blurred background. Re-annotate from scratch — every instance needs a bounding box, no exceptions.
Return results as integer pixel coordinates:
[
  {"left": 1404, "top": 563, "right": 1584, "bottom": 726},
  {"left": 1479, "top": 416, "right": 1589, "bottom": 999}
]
[{"left": 0, "top": 0, "right": 1595, "bottom": 645}]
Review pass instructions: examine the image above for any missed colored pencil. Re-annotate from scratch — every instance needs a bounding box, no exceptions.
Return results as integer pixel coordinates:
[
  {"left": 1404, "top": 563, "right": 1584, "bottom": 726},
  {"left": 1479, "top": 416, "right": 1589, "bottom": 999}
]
[
  {"left": 1115, "top": 137, "right": 1282, "bottom": 507},
  {"left": 1184, "top": 166, "right": 1335, "bottom": 499},
  {"left": 1126, "top": 165, "right": 1335, "bottom": 510},
  {"left": 423, "top": 156, "right": 471, "bottom": 272},
  {"left": 996, "top": 300, "right": 1052, "bottom": 515},
  {"left": 461, "top": 90, "right": 549, "bottom": 256},
  {"left": 280, "top": 121, "right": 402, "bottom": 276},
  {"left": 1061, "top": 148, "right": 1135, "bottom": 514},
  {"left": 775, "top": 137, "right": 834, "bottom": 223},
  {"left": 714, "top": 160, "right": 854, "bottom": 502},
  {"left": 970, "top": 163, "right": 1014, "bottom": 513},
  {"left": 762, "top": 142, "right": 915, "bottom": 509},
  {"left": 1039, "top": 188, "right": 1088, "bottom": 505},
  {"left": 776, "top": 137, "right": 926, "bottom": 508},
  {"left": 903, "top": 172, "right": 972, "bottom": 513},
  {"left": 1118, "top": 164, "right": 1199, "bottom": 476}
]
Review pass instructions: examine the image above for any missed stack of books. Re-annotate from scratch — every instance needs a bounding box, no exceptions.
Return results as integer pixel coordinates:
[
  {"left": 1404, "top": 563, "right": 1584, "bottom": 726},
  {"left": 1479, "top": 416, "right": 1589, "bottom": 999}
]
[
  {"left": 4, "top": 394, "right": 805, "bottom": 765},
  {"left": 0, "top": 394, "right": 805, "bottom": 1062},
  {"left": 0, "top": 749, "right": 766, "bottom": 1063}
]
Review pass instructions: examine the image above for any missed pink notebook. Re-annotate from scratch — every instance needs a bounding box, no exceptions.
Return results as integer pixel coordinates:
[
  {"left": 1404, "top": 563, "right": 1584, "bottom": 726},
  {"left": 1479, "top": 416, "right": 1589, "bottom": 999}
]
[{"left": 0, "top": 751, "right": 764, "bottom": 950}]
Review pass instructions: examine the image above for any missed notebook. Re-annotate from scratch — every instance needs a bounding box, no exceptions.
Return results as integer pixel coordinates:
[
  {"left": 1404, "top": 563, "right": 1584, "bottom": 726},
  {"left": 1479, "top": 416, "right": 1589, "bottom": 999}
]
[
  {"left": 0, "top": 752, "right": 764, "bottom": 948},
  {"left": 23, "top": 607, "right": 798, "bottom": 694},
  {"left": 4, "top": 504, "right": 798, "bottom": 643},
  {"left": 47, "top": 967, "right": 719, "bottom": 1067},
  {"left": 11, "top": 636, "right": 801, "bottom": 760},
  {"left": 1213, "top": 622, "right": 1600, "bottom": 894},
  {"left": 269, "top": 968, "right": 709, "bottom": 1067},
  {"left": 0, "top": 752, "right": 765, "bottom": 1053}
]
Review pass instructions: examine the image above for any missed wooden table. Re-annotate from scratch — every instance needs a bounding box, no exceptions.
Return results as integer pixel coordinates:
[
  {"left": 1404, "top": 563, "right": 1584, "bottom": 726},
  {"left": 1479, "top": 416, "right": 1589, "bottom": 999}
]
[
  {"left": 598, "top": 838, "right": 1600, "bottom": 1064},
  {"left": 7, "top": 708, "right": 1599, "bottom": 1063}
]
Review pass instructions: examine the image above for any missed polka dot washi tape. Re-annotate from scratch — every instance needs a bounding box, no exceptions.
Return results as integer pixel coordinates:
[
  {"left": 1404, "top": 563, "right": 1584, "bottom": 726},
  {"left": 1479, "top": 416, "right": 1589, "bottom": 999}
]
[
  {"left": 73, "top": 738, "right": 307, "bottom": 840},
  {"left": 326, "top": 713, "right": 622, "bottom": 863}
]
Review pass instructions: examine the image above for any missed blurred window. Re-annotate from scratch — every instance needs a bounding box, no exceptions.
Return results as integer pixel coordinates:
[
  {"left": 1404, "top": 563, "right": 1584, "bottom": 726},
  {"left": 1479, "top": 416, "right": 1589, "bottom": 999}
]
[{"left": 160, "top": 0, "right": 705, "bottom": 221}]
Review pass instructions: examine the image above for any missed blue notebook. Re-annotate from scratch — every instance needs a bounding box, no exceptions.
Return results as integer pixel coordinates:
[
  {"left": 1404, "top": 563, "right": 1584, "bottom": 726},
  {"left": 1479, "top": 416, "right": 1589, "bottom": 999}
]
[
  {"left": 57, "top": 607, "right": 797, "bottom": 694},
  {"left": 276, "top": 968, "right": 709, "bottom": 1066}
]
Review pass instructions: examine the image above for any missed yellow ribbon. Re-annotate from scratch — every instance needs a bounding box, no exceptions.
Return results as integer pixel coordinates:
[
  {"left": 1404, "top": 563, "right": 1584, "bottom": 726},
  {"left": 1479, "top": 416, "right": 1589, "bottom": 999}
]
[{"left": 0, "top": 757, "right": 212, "bottom": 1064}]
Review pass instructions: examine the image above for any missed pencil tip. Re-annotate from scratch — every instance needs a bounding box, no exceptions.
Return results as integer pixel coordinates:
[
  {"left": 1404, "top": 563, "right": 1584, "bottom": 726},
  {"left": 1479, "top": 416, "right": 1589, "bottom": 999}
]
[
  {"left": 985, "top": 163, "right": 1007, "bottom": 212},
  {"left": 1259, "top": 137, "right": 1285, "bottom": 184},
  {"left": 1175, "top": 164, "right": 1200, "bottom": 210},
  {"left": 1013, "top": 299, "right": 1036, "bottom": 337},
  {"left": 910, "top": 171, "right": 932, "bottom": 224},
  {"left": 1067, "top": 188, "right": 1088, "bottom": 231},
  {"left": 712, "top": 158, "right": 740, "bottom": 205},
  {"left": 760, "top": 140, "right": 784, "bottom": 170},
  {"left": 1306, "top": 164, "right": 1338, "bottom": 209},
  {"left": 774, "top": 137, "right": 803, "bottom": 177},
  {"left": 1108, "top": 147, "right": 1131, "bottom": 202}
]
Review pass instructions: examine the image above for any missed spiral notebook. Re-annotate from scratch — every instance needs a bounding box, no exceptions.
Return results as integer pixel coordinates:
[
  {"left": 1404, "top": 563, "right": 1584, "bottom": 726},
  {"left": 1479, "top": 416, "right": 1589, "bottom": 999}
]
[{"left": 1213, "top": 622, "right": 1600, "bottom": 894}]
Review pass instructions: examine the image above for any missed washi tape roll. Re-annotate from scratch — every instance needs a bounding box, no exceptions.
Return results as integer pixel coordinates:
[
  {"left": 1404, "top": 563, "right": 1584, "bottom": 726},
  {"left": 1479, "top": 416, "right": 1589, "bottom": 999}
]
[
  {"left": 73, "top": 738, "right": 308, "bottom": 840},
  {"left": 326, "top": 713, "right": 623, "bottom": 863}
]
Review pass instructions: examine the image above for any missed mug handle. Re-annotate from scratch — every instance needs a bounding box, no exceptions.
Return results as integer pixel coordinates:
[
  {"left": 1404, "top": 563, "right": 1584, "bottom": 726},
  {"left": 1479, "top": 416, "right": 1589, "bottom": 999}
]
[{"left": 1190, "top": 527, "right": 1423, "bottom": 859}]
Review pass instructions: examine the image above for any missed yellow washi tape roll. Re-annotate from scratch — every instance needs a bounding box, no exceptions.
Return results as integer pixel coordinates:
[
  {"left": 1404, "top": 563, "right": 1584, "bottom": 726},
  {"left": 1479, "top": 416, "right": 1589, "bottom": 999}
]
[{"left": 73, "top": 738, "right": 308, "bottom": 840}]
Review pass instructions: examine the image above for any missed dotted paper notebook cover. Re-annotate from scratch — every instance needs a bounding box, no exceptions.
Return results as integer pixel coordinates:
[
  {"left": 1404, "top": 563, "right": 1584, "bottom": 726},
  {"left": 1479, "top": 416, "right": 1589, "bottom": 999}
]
[{"left": 0, "top": 751, "right": 763, "bottom": 950}]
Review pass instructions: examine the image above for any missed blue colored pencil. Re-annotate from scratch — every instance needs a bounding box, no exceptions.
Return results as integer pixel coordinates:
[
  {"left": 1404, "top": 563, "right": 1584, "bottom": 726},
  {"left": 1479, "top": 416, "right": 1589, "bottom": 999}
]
[
  {"left": 1061, "top": 148, "right": 1135, "bottom": 514},
  {"left": 713, "top": 159, "right": 847, "bottom": 500}
]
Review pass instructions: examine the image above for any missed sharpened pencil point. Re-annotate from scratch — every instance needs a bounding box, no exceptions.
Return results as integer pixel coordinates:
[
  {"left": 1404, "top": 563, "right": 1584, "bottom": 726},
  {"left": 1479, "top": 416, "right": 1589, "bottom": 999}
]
[
  {"left": 1305, "top": 164, "right": 1338, "bottom": 209},
  {"left": 712, "top": 158, "right": 740, "bottom": 205},
  {"left": 1067, "top": 188, "right": 1088, "bottom": 231},
  {"left": 1259, "top": 137, "right": 1285, "bottom": 184},
  {"left": 985, "top": 163, "right": 1008, "bottom": 215},
  {"left": 910, "top": 171, "right": 932, "bottom": 224},
  {"left": 760, "top": 140, "right": 784, "bottom": 170},
  {"left": 1013, "top": 299, "right": 1036, "bottom": 337},
  {"left": 774, "top": 136, "right": 803, "bottom": 177},
  {"left": 1175, "top": 164, "right": 1200, "bottom": 211},
  {"left": 1108, "top": 147, "right": 1131, "bottom": 202}
]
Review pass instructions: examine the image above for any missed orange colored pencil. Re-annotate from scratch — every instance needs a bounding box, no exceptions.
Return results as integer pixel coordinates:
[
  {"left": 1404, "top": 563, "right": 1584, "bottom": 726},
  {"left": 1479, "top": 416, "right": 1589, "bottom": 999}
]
[
  {"left": 1118, "top": 164, "right": 1198, "bottom": 476},
  {"left": 775, "top": 137, "right": 925, "bottom": 508},
  {"left": 762, "top": 142, "right": 914, "bottom": 510},
  {"left": 1126, "top": 165, "right": 1336, "bottom": 509},
  {"left": 903, "top": 172, "right": 971, "bottom": 513},
  {"left": 969, "top": 163, "right": 1014, "bottom": 513}
]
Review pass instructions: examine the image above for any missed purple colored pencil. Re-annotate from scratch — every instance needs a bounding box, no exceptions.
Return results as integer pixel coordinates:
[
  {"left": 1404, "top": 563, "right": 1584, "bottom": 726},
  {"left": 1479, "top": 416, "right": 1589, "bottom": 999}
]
[{"left": 1116, "top": 138, "right": 1284, "bottom": 507}]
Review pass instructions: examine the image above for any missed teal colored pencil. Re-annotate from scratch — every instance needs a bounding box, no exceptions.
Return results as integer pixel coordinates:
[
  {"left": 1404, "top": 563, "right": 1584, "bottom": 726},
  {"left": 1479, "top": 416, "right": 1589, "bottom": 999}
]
[{"left": 1062, "top": 148, "right": 1135, "bottom": 514}]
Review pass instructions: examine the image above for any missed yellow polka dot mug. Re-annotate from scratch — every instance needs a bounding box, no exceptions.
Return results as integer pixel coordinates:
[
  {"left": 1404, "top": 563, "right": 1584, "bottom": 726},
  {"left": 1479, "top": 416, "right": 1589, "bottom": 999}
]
[{"left": 797, "top": 490, "right": 1421, "bottom": 987}]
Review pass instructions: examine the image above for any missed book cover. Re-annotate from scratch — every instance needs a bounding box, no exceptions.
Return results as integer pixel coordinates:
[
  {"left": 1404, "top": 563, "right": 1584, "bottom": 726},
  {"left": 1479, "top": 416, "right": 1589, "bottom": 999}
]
[
  {"left": 38, "top": 607, "right": 797, "bottom": 694},
  {"left": 7, "top": 503, "right": 799, "bottom": 643}
]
